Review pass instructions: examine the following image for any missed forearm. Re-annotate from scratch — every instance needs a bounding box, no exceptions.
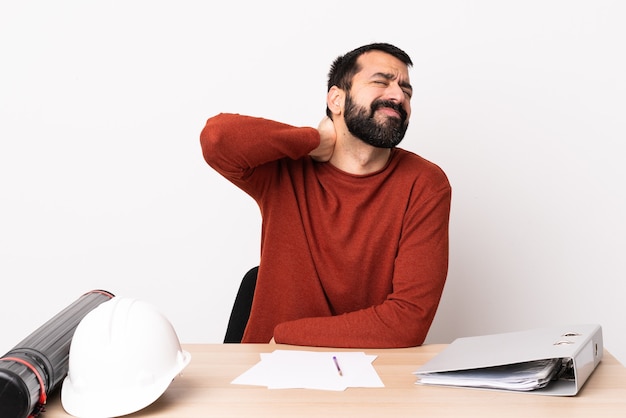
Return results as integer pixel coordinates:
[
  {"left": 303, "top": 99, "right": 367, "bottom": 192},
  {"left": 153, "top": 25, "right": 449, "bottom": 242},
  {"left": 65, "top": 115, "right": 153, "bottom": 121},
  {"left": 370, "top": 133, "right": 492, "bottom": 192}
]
[
  {"left": 273, "top": 299, "right": 438, "bottom": 348},
  {"left": 200, "top": 113, "right": 320, "bottom": 180}
]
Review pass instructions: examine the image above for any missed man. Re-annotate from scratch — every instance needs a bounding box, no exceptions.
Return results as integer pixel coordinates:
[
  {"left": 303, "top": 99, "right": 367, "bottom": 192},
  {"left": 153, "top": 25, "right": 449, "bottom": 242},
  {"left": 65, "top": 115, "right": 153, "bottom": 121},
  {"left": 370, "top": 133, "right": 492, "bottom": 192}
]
[{"left": 201, "top": 43, "right": 451, "bottom": 348}]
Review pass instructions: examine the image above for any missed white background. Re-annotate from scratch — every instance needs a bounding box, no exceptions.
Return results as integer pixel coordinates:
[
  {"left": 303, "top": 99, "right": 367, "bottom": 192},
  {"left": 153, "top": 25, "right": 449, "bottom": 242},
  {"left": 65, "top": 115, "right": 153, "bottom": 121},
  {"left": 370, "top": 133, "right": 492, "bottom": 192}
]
[{"left": 1, "top": 1, "right": 625, "bottom": 366}]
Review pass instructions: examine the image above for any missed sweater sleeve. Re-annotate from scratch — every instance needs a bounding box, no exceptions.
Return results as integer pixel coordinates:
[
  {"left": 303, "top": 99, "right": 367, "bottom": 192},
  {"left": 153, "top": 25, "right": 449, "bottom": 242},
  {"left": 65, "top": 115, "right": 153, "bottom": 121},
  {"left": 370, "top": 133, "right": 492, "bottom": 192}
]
[
  {"left": 273, "top": 181, "right": 451, "bottom": 348},
  {"left": 200, "top": 113, "right": 320, "bottom": 193}
]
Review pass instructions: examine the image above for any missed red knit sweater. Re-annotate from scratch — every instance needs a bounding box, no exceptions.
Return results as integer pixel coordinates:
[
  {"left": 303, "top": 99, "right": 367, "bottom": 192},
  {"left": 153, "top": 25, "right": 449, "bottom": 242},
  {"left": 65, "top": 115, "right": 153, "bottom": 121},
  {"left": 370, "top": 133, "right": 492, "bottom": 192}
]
[{"left": 201, "top": 113, "right": 451, "bottom": 348}]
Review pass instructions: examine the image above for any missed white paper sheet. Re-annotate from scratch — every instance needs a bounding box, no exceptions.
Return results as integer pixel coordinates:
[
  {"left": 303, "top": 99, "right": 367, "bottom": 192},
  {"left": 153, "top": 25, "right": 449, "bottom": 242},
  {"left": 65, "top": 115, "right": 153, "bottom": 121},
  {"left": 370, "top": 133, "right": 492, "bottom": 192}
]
[{"left": 231, "top": 350, "right": 384, "bottom": 391}]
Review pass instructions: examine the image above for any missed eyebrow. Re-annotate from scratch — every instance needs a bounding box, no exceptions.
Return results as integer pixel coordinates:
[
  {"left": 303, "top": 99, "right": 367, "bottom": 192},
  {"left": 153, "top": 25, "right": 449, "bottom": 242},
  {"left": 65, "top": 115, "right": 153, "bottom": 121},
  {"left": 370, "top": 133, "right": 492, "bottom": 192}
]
[{"left": 373, "top": 72, "right": 413, "bottom": 93}]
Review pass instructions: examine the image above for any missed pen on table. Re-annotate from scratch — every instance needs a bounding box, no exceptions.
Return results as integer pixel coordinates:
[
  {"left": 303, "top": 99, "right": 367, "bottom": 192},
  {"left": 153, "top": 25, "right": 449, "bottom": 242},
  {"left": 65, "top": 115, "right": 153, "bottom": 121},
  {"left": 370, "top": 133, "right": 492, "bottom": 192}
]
[{"left": 332, "top": 356, "right": 343, "bottom": 376}]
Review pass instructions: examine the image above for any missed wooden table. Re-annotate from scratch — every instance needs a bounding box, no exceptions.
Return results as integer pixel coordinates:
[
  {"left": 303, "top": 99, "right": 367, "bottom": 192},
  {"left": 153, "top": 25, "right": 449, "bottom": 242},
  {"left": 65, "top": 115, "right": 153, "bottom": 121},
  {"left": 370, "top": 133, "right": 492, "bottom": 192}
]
[{"left": 42, "top": 344, "right": 626, "bottom": 418}]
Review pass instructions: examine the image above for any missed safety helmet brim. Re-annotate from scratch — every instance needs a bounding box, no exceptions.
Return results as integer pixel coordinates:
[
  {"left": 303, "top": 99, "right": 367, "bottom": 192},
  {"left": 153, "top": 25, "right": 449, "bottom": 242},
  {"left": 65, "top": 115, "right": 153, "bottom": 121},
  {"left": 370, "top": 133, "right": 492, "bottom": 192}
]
[{"left": 61, "top": 350, "right": 190, "bottom": 418}]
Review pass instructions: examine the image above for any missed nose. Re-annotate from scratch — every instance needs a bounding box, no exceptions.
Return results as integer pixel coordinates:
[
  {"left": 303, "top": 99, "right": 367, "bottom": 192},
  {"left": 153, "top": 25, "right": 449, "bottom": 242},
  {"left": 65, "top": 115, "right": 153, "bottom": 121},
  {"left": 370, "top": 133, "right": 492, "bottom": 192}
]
[
  {"left": 386, "top": 82, "right": 407, "bottom": 104},
  {"left": 385, "top": 82, "right": 411, "bottom": 117}
]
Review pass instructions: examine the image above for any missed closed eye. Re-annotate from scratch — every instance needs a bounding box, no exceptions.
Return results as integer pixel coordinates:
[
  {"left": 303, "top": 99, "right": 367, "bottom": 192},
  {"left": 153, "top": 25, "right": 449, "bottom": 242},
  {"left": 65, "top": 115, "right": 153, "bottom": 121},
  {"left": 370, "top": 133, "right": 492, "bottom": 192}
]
[{"left": 371, "top": 73, "right": 412, "bottom": 98}]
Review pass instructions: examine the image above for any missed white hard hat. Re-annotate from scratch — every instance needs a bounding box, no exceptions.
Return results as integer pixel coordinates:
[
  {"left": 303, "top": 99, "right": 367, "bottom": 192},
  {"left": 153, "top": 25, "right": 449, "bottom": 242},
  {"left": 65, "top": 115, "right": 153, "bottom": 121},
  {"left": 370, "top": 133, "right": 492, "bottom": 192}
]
[{"left": 61, "top": 297, "right": 191, "bottom": 418}]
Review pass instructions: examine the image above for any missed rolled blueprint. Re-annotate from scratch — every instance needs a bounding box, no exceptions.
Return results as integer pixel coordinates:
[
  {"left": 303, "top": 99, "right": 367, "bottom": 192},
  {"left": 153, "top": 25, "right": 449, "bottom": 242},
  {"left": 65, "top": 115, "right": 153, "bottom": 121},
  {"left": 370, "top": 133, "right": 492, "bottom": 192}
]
[{"left": 0, "top": 289, "right": 114, "bottom": 418}]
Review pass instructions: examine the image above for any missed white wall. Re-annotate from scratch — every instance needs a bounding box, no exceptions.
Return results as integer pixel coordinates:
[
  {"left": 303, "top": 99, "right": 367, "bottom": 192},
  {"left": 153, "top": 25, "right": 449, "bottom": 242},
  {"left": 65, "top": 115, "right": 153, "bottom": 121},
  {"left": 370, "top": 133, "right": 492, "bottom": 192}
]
[{"left": 2, "top": 1, "right": 625, "bottom": 365}]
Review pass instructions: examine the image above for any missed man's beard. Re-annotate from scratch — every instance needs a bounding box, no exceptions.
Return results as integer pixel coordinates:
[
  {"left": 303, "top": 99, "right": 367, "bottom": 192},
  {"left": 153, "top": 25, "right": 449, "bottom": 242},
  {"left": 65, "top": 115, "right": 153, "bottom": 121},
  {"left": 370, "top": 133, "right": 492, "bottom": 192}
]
[{"left": 344, "top": 93, "right": 409, "bottom": 149}]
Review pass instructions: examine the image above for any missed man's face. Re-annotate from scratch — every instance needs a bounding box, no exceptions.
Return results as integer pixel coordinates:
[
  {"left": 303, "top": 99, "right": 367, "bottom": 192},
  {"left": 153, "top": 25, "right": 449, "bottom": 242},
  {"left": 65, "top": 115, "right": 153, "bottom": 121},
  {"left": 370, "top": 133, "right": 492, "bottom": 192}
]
[{"left": 343, "top": 51, "right": 412, "bottom": 148}]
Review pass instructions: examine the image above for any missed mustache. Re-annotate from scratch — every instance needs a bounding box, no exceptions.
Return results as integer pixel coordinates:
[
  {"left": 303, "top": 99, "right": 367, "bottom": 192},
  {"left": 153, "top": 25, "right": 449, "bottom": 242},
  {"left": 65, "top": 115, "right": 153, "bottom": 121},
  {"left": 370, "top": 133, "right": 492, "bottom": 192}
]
[{"left": 371, "top": 100, "right": 407, "bottom": 120}]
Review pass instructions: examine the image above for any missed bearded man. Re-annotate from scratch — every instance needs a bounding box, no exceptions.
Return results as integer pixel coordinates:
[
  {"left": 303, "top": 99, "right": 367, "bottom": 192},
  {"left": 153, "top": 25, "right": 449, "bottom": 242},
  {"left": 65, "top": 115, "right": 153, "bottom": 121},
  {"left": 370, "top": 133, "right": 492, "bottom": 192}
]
[{"left": 200, "top": 42, "right": 451, "bottom": 348}]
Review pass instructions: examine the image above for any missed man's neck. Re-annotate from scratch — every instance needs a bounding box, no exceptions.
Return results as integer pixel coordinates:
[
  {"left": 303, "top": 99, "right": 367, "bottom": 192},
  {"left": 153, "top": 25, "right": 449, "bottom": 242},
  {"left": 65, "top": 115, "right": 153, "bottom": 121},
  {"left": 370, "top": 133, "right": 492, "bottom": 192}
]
[{"left": 329, "top": 132, "right": 392, "bottom": 175}]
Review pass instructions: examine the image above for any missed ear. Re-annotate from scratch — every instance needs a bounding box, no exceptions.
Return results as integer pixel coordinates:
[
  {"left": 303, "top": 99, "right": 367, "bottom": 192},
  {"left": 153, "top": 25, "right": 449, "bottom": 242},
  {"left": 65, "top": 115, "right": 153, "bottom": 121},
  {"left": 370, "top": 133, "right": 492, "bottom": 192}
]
[{"left": 326, "top": 86, "right": 344, "bottom": 116}]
